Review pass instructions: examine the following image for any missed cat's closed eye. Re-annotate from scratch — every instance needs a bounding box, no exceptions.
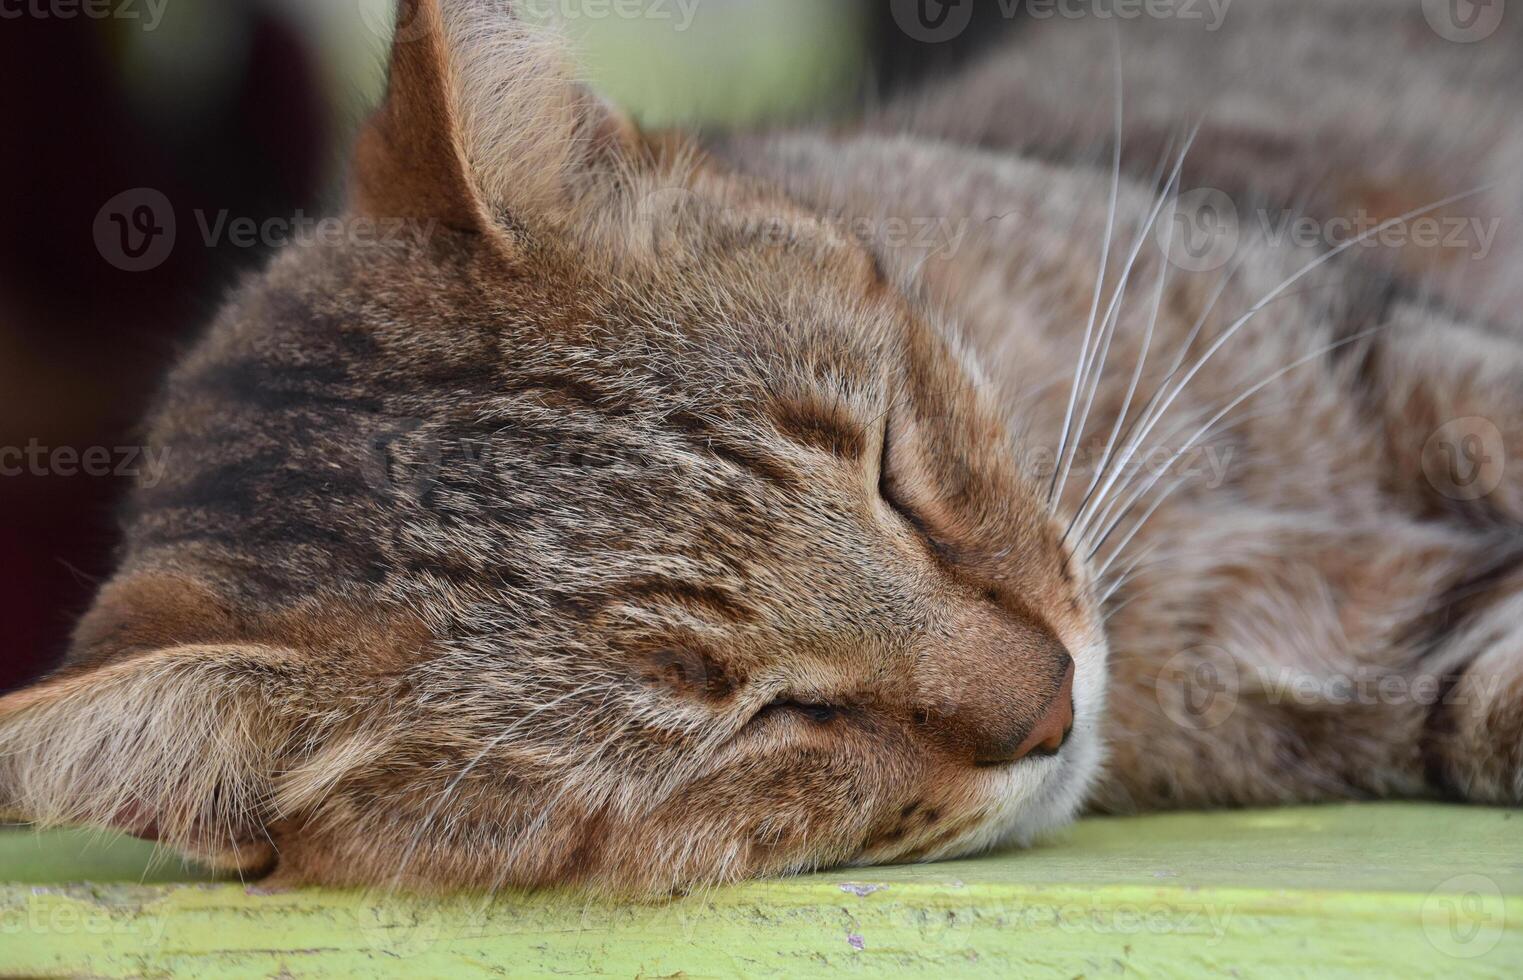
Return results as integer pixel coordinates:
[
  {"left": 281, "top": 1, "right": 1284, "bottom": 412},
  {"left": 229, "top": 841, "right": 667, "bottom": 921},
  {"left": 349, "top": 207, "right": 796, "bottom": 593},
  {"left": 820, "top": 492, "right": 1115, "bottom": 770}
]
[
  {"left": 752, "top": 698, "right": 842, "bottom": 726},
  {"left": 876, "top": 414, "right": 923, "bottom": 531}
]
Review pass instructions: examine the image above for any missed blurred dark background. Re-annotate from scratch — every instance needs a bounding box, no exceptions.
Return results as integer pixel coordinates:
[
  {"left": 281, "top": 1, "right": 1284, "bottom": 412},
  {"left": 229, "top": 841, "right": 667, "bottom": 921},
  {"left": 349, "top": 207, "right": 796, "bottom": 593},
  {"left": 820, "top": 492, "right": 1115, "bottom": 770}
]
[{"left": 0, "top": 0, "right": 1021, "bottom": 693}]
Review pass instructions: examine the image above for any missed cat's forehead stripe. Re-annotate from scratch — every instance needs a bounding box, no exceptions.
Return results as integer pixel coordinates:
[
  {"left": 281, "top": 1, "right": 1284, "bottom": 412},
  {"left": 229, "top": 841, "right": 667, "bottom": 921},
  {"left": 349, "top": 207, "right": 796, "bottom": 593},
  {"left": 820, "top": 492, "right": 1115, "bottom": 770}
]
[
  {"left": 664, "top": 410, "right": 800, "bottom": 486},
  {"left": 766, "top": 399, "right": 869, "bottom": 465},
  {"left": 602, "top": 577, "right": 759, "bottom": 625}
]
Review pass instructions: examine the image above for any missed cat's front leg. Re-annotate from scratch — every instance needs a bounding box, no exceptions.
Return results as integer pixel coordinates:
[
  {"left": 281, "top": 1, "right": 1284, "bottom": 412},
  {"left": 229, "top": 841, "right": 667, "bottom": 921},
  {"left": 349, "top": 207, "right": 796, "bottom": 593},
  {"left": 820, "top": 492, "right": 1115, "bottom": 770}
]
[
  {"left": 1091, "top": 512, "right": 1523, "bottom": 813},
  {"left": 1414, "top": 554, "right": 1523, "bottom": 805},
  {"left": 1362, "top": 302, "right": 1523, "bottom": 803}
]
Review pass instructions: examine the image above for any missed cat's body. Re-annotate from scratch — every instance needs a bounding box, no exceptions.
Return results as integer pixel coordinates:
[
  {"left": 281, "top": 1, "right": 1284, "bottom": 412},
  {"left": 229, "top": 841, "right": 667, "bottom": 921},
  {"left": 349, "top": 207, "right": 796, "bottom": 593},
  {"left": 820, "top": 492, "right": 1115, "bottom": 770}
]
[
  {"left": 2, "top": 0, "right": 1519, "bottom": 893},
  {"left": 732, "top": 130, "right": 1521, "bottom": 813},
  {"left": 730, "top": 0, "right": 1523, "bottom": 812}
]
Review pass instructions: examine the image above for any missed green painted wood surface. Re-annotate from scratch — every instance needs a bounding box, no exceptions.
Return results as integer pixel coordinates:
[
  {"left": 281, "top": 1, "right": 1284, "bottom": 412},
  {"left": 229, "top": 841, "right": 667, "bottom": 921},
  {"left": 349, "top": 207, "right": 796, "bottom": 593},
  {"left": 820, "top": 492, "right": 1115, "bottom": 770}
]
[{"left": 2, "top": 804, "right": 1518, "bottom": 977}]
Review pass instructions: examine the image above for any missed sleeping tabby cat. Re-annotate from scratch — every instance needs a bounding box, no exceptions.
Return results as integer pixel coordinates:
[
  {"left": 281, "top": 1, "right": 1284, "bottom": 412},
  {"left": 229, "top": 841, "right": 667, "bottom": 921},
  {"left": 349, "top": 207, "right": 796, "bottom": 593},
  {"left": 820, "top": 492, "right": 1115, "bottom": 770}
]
[{"left": 2, "top": 0, "right": 1519, "bottom": 893}]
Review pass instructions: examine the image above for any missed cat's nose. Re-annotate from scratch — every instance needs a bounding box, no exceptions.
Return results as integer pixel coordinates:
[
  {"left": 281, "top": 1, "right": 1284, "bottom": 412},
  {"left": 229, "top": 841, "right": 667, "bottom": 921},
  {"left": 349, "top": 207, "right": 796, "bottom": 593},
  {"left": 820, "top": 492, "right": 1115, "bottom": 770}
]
[
  {"left": 910, "top": 610, "right": 1077, "bottom": 767},
  {"left": 973, "top": 659, "right": 1075, "bottom": 766}
]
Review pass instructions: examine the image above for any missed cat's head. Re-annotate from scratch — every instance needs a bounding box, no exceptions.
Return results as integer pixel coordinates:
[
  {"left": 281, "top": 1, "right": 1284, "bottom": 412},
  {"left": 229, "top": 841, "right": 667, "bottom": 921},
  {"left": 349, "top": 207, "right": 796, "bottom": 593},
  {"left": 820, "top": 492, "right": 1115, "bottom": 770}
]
[{"left": 0, "top": 0, "right": 1107, "bottom": 894}]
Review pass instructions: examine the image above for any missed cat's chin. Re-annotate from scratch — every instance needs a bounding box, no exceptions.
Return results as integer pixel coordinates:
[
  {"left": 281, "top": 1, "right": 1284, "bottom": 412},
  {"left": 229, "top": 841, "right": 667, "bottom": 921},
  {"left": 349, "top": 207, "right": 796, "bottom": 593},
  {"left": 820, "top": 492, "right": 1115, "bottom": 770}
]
[{"left": 989, "top": 719, "right": 1104, "bottom": 849}]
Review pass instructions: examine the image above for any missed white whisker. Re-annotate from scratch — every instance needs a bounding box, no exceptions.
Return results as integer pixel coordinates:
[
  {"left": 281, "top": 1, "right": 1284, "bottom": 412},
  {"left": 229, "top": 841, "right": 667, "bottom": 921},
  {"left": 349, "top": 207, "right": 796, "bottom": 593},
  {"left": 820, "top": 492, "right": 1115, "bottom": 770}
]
[
  {"left": 1069, "top": 256, "right": 1245, "bottom": 541},
  {"left": 1051, "top": 36, "right": 1124, "bottom": 505},
  {"left": 1086, "top": 326, "right": 1387, "bottom": 568},
  {"left": 1067, "top": 182, "right": 1182, "bottom": 543},
  {"left": 1055, "top": 125, "right": 1198, "bottom": 511},
  {"left": 1071, "top": 183, "right": 1490, "bottom": 548}
]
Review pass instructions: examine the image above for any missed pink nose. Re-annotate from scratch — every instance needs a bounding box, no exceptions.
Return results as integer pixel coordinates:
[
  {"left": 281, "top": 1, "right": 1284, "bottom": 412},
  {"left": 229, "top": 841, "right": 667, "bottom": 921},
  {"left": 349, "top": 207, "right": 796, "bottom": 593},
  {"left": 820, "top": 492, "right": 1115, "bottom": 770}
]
[{"left": 974, "top": 660, "right": 1075, "bottom": 766}]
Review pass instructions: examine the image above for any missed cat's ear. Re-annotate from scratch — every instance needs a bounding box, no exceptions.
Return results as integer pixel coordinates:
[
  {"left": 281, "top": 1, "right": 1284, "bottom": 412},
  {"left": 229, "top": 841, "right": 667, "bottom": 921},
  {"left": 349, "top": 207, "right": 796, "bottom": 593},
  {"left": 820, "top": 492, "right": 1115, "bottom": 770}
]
[
  {"left": 0, "top": 645, "right": 309, "bottom": 871},
  {"left": 351, "top": 0, "right": 640, "bottom": 237}
]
